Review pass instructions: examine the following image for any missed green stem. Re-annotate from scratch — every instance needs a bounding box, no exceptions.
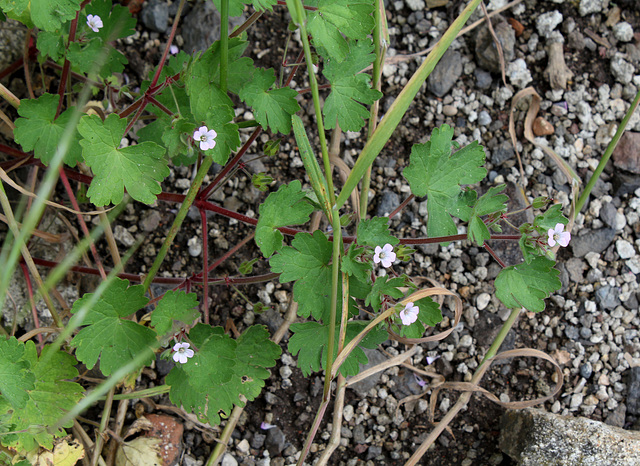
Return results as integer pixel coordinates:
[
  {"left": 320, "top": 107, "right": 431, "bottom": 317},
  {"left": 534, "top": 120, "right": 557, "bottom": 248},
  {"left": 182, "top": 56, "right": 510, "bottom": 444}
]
[
  {"left": 285, "top": 0, "right": 335, "bottom": 206},
  {"left": 335, "top": 0, "right": 483, "bottom": 209},
  {"left": 575, "top": 86, "right": 640, "bottom": 213},
  {"left": 323, "top": 207, "right": 342, "bottom": 398},
  {"left": 360, "top": 0, "right": 386, "bottom": 219},
  {"left": 480, "top": 307, "right": 520, "bottom": 363},
  {"left": 220, "top": 0, "right": 229, "bottom": 94},
  {"left": 143, "top": 157, "right": 213, "bottom": 292}
]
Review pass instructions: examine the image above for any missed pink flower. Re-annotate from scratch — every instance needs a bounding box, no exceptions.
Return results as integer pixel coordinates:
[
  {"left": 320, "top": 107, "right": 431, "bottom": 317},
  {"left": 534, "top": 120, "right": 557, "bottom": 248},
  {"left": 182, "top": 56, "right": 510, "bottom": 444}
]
[
  {"left": 193, "top": 126, "right": 217, "bottom": 151},
  {"left": 373, "top": 244, "right": 396, "bottom": 268},
  {"left": 169, "top": 44, "right": 179, "bottom": 55},
  {"left": 86, "top": 14, "right": 103, "bottom": 33},
  {"left": 547, "top": 223, "right": 571, "bottom": 247},
  {"left": 399, "top": 302, "right": 419, "bottom": 326},
  {"left": 172, "top": 342, "right": 194, "bottom": 364}
]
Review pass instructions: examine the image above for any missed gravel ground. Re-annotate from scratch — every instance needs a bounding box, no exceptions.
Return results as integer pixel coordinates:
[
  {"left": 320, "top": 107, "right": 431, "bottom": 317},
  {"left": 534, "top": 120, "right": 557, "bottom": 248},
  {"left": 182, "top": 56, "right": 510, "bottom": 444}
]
[{"left": 2, "top": 0, "right": 640, "bottom": 464}]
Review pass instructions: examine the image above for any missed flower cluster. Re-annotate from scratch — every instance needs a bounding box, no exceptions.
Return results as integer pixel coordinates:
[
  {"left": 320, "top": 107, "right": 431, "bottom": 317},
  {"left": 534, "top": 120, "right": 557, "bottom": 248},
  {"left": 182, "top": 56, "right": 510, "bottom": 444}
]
[{"left": 193, "top": 126, "right": 217, "bottom": 151}]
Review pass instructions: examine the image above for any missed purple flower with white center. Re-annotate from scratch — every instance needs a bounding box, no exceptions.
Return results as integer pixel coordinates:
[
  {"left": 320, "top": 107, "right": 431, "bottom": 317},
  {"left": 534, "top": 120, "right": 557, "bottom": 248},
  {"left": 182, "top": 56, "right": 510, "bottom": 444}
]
[
  {"left": 399, "top": 302, "right": 419, "bottom": 326},
  {"left": 547, "top": 223, "right": 571, "bottom": 248},
  {"left": 86, "top": 14, "right": 103, "bottom": 33},
  {"left": 172, "top": 342, "right": 194, "bottom": 364},
  {"left": 193, "top": 125, "right": 217, "bottom": 151},
  {"left": 373, "top": 243, "right": 396, "bottom": 268}
]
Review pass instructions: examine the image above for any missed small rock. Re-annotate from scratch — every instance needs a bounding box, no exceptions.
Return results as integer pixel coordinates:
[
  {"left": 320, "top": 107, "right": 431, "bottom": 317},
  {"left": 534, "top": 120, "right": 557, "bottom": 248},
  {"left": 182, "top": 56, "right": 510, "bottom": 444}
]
[
  {"left": 221, "top": 454, "right": 238, "bottom": 466},
  {"left": 427, "top": 50, "right": 463, "bottom": 97},
  {"left": 347, "top": 349, "right": 387, "bottom": 397},
  {"left": 579, "top": 0, "right": 605, "bottom": 16},
  {"left": 265, "top": 427, "right": 286, "bottom": 456},
  {"left": 141, "top": 0, "right": 169, "bottom": 33},
  {"left": 532, "top": 116, "right": 554, "bottom": 136},
  {"left": 405, "top": 0, "right": 425, "bottom": 11},
  {"left": 490, "top": 141, "right": 515, "bottom": 165},
  {"left": 564, "top": 325, "right": 580, "bottom": 341},
  {"left": 616, "top": 239, "right": 636, "bottom": 259},
  {"left": 613, "top": 22, "right": 634, "bottom": 43},
  {"left": 251, "top": 433, "right": 266, "bottom": 449},
  {"left": 507, "top": 59, "right": 533, "bottom": 88},
  {"left": 571, "top": 228, "right": 616, "bottom": 257},
  {"left": 186, "top": 236, "right": 202, "bottom": 257},
  {"left": 139, "top": 210, "right": 162, "bottom": 232},
  {"left": 478, "top": 110, "right": 492, "bottom": 126},
  {"left": 612, "top": 132, "right": 640, "bottom": 174},
  {"left": 628, "top": 366, "right": 640, "bottom": 415},
  {"left": 536, "top": 11, "right": 563, "bottom": 37},
  {"left": 565, "top": 258, "right": 585, "bottom": 282},
  {"left": 443, "top": 105, "right": 457, "bottom": 116},
  {"left": 500, "top": 408, "right": 640, "bottom": 464},
  {"left": 611, "top": 54, "right": 635, "bottom": 84},
  {"left": 474, "top": 69, "right": 493, "bottom": 89},
  {"left": 114, "top": 225, "right": 135, "bottom": 247},
  {"left": 595, "top": 285, "right": 621, "bottom": 310},
  {"left": 475, "top": 16, "right": 515, "bottom": 73},
  {"left": 236, "top": 439, "right": 250, "bottom": 455},
  {"left": 476, "top": 293, "right": 491, "bottom": 311},
  {"left": 376, "top": 190, "right": 400, "bottom": 217},
  {"left": 580, "top": 362, "right": 593, "bottom": 379},
  {"left": 343, "top": 404, "right": 354, "bottom": 423}
]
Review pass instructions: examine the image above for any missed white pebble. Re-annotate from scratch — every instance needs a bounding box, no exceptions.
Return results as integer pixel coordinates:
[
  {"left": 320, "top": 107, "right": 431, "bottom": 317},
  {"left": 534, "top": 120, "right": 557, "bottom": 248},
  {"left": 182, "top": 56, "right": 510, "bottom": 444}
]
[
  {"left": 616, "top": 239, "right": 635, "bottom": 259},
  {"left": 476, "top": 293, "right": 491, "bottom": 311}
]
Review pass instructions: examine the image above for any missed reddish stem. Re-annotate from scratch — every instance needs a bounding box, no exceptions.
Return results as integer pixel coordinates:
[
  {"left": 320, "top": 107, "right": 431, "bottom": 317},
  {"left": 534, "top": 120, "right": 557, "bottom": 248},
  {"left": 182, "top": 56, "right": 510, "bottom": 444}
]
[
  {"left": 58, "top": 167, "right": 108, "bottom": 280},
  {"left": 19, "top": 263, "right": 43, "bottom": 344},
  {"left": 483, "top": 242, "right": 507, "bottom": 268},
  {"left": 200, "top": 209, "right": 210, "bottom": 325},
  {"left": 56, "top": 10, "right": 81, "bottom": 118},
  {"left": 389, "top": 194, "right": 415, "bottom": 219}
]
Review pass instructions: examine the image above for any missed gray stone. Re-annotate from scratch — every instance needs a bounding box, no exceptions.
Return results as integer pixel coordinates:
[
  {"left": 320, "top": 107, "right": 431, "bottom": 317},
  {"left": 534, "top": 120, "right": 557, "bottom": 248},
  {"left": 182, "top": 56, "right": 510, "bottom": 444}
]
[
  {"left": 490, "top": 140, "right": 515, "bottom": 165},
  {"left": 565, "top": 258, "right": 585, "bottom": 283},
  {"left": 507, "top": 59, "right": 533, "bottom": 88},
  {"left": 404, "top": 0, "right": 425, "bottom": 11},
  {"left": 182, "top": 0, "right": 246, "bottom": 53},
  {"left": 564, "top": 325, "right": 580, "bottom": 341},
  {"left": 611, "top": 54, "right": 635, "bottom": 85},
  {"left": 579, "top": 362, "right": 593, "bottom": 379},
  {"left": 605, "top": 403, "right": 627, "bottom": 428},
  {"left": 140, "top": 0, "right": 169, "bottom": 33},
  {"left": 627, "top": 366, "right": 640, "bottom": 415},
  {"left": 353, "top": 424, "right": 366, "bottom": 444},
  {"left": 500, "top": 408, "right": 640, "bottom": 465},
  {"left": 366, "top": 445, "right": 383, "bottom": 460},
  {"left": 613, "top": 22, "right": 634, "bottom": 43},
  {"left": 616, "top": 239, "right": 636, "bottom": 259},
  {"left": 376, "top": 190, "right": 400, "bottom": 217},
  {"left": 347, "top": 348, "right": 387, "bottom": 397},
  {"left": 139, "top": 210, "right": 162, "bottom": 232},
  {"left": 475, "top": 68, "right": 493, "bottom": 89},
  {"left": 599, "top": 202, "right": 617, "bottom": 228},
  {"left": 113, "top": 225, "right": 135, "bottom": 247},
  {"left": 265, "top": 427, "right": 286, "bottom": 456},
  {"left": 579, "top": 0, "right": 604, "bottom": 16},
  {"left": 251, "top": 433, "right": 266, "bottom": 449},
  {"left": 571, "top": 228, "right": 616, "bottom": 257},
  {"left": 427, "top": 50, "right": 463, "bottom": 97},
  {"left": 536, "top": 11, "right": 563, "bottom": 37},
  {"left": 475, "top": 16, "right": 515, "bottom": 73},
  {"left": 478, "top": 110, "right": 492, "bottom": 126},
  {"left": 595, "top": 285, "right": 621, "bottom": 310},
  {"left": 221, "top": 453, "right": 238, "bottom": 466}
]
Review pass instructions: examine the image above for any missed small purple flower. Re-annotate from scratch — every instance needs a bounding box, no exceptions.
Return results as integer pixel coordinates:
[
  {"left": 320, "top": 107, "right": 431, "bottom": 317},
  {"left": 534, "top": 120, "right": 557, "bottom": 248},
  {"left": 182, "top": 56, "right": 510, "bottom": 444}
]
[
  {"left": 547, "top": 223, "right": 570, "bottom": 248},
  {"left": 413, "top": 373, "right": 427, "bottom": 388},
  {"left": 193, "top": 125, "right": 217, "bottom": 151},
  {"left": 169, "top": 44, "right": 179, "bottom": 55},
  {"left": 260, "top": 422, "right": 276, "bottom": 430},
  {"left": 172, "top": 342, "right": 194, "bottom": 364},
  {"left": 399, "top": 302, "right": 419, "bottom": 326},
  {"left": 373, "top": 244, "right": 396, "bottom": 268},
  {"left": 86, "top": 14, "right": 103, "bottom": 33},
  {"left": 425, "top": 355, "right": 440, "bottom": 365}
]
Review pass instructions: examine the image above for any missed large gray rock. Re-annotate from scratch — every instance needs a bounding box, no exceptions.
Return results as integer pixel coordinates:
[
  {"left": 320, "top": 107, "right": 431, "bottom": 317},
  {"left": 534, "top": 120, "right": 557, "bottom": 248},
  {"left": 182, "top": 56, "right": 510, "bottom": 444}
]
[
  {"left": 474, "top": 15, "right": 515, "bottom": 73},
  {"left": 571, "top": 228, "right": 616, "bottom": 258},
  {"left": 427, "top": 50, "right": 463, "bottom": 97},
  {"left": 500, "top": 408, "right": 640, "bottom": 465},
  {"left": 182, "top": 0, "right": 247, "bottom": 53}
]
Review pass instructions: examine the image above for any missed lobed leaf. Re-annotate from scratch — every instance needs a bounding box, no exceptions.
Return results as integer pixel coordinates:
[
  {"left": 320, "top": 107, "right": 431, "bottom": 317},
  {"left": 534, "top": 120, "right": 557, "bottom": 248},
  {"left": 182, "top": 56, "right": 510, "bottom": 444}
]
[
  {"left": 356, "top": 217, "right": 399, "bottom": 247},
  {"left": 467, "top": 184, "right": 508, "bottom": 246},
  {"left": 150, "top": 290, "right": 200, "bottom": 336},
  {"left": 167, "top": 325, "right": 280, "bottom": 426},
  {"left": 495, "top": 257, "right": 561, "bottom": 313},
  {"left": 78, "top": 114, "right": 170, "bottom": 206}
]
